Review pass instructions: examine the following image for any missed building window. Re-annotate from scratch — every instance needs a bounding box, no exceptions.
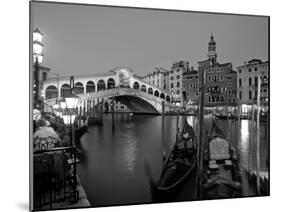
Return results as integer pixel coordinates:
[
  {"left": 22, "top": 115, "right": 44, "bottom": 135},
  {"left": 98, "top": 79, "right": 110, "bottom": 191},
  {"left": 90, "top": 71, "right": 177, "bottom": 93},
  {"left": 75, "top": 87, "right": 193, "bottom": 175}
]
[
  {"left": 249, "top": 77, "right": 252, "bottom": 86},
  {"left": 171, "top": 76, "right": 174, "bottom": 80},
  {"left": 249, "top": 68, "right": 251, "bottom": 72},
  {"left": 239, "top": 69, "right": 242, "bottom": 73},
  {"left": 239, "top": 91, "right": 242, "bottom": 100},
  {"left": 255, "top": 90, "right": 257, "bottom": 98},
  {"left": 208, "top": 76, "right": 211, "bottom": 82},
  {"left": 177, "top": 82, "right": 180, "bottom": 87},
  {"left": 228, "top": 82, "right": 231, "bottom": 87},
  {"left": 177, "top": 75, "right": 180, "bottom": 79},
  {"left": 255, "top": 67, "right": 258, "bottom": 71},
  {"left": 249, "top": 90, "right": 252, "bottom": 100},
  {"left": 239, "top": 78, "right": 242, "bottom": 87},
  {"left": 255, "top": 76, "right": 258, "bottom": 87},
  {"left": 171, "top": 83, "right": 174, "bottom": 88}
]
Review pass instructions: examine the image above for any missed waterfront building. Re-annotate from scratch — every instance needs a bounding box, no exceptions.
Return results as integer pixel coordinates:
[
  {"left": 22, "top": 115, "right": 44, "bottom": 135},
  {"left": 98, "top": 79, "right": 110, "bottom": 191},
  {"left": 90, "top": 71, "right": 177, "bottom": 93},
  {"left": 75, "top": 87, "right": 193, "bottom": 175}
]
[
  {"left": 198, "top": 34, "right": 237, "bottom": 108},
  {"left": 141, "top": 67, "right": 167, "bottom": 90},
  {"left": 237, "top": 59, "right": 269, "bottom": 113},
  {"left": 168, "top": 60, "right": 189, "bottom": 105},
  {"left": 182, "top": 67, "right": 199, "bottom": 106}
]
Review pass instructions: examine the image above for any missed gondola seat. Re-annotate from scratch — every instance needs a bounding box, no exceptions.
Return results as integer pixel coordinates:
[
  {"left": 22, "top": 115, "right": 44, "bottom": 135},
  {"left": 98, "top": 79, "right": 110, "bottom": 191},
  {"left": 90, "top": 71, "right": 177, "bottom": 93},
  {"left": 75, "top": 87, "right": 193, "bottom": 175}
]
[
  {"left": 209, "top": 137, "right": 230, "bottom": 160},
  {"left": 209, "top": 160, "right": 219, "bottom": 169}
]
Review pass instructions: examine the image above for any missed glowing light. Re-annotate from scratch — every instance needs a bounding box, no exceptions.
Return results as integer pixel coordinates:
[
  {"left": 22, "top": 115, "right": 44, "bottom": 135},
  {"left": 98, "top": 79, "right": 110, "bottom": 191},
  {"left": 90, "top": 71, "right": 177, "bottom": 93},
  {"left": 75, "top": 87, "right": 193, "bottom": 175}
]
[
  {"left": 65, "top": 97, "right": 79, "bottom": 109},
  {"left": 62, "top": 115, "right": 76, "bottom": 125},
  {"left": 33, "top": 28, "right": 43, "bottom": 43},
  {"left": 33, "top": 41, "right": 43, "bottom": 55}
]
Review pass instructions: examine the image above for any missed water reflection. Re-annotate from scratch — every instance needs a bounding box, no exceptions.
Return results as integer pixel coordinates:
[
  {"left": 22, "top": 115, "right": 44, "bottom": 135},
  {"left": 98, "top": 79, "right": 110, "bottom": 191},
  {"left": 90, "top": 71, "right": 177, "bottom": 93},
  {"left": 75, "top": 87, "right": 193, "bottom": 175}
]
[{"left": 77, "top": 114, "right": 269, "bottom": 206}]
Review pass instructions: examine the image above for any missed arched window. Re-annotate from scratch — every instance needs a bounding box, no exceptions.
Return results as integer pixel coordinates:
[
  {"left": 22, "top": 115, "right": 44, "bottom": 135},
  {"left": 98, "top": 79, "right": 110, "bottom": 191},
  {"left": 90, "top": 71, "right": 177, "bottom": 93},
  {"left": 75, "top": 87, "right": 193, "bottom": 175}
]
[
  {"left": 97, "top": 79, "right": 106, "bottom": 91},
  {"left": 154, "top": 90, "right": 159, "bottom": 97},
  {"left": 61, "top": 83, "right": 71, "bottom": 98},
  {"left": 182, "top": 91, "right": 186, "bottom": 100},
  {"left": 160, "top": 93, "right": 165, "bottom": 99},
  {"left": 177, "top": 82, "right": 180, "bottom": 87},
  {"left": 42, "top": 72, "right": 47, "bottom": 81},
  {"left": 171, "top": 83, "right": 174, "bottom": 88},
  {"left": 74, "top": 82, "right": 84, "bottom": 95},
  {"left": 141, "top": 85, "right": 147, "bottom": 92},
  {"left": 148, "top": 87, "right": 153, "bottom": 95},
  {"left": 220, "top": 96, "right": 224, "bottom": 102},
  {"left": 209, "top": 96, "right": 211, "bottom": 102},
  {"left": 166, "top": 95, "right": 171, "bottom": 102},
  {"left": 46, "top": 85, "right": 58, "bottom": 100},
  {"left": 86, "top": 81, "right": 95, "bottom": 93},
  {"left": 133, "top": 81, "right": 140, "bottom": 89},
  {"left": 107, "top": 78, "right": 115, "bottom": 89}
]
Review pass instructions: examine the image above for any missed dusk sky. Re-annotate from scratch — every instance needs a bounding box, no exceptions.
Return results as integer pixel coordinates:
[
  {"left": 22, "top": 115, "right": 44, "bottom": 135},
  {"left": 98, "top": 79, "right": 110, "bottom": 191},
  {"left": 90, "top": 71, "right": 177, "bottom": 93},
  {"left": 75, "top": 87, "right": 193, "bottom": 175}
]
[{"left": 31, "top": 2, "right": 268, "bottom": 77}]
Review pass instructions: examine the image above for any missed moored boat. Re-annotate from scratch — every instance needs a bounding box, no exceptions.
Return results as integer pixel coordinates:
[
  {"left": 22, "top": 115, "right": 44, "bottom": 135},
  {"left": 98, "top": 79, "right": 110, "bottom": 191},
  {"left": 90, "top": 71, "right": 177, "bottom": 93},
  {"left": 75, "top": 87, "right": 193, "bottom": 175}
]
[
  {"left": 202, "top": 121, "right": 241, "bottom": 199},
  {"left": 149, "top": 121, "right": 197, "bottom": 201}
]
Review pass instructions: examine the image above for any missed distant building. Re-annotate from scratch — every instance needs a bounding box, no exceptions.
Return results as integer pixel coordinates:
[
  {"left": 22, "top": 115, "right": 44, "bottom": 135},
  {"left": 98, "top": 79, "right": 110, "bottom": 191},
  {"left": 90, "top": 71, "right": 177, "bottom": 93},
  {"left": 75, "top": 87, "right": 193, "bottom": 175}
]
[
  {"left": 237, "top": 59, "right": 269, "bottom": 111},
  {"left": 198, "top": 34, "right": 237, "bottom": 107},
  {"left": 141, "top": 67, "right": 166, "bottom": 90},
  {"left": 168, "top": 61, "right": 189, "bottom": 105},
  {"left": 182, "top": 66, "right": 199, "bottom": 105}
]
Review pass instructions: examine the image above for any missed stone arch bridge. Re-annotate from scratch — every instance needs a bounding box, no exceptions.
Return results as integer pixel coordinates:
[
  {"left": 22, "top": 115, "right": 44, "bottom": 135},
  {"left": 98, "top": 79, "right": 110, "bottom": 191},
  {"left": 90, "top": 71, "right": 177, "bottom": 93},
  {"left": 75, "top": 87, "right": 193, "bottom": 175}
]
[{"left": 44, "top": 69, "right": 176, "bottom": 114}]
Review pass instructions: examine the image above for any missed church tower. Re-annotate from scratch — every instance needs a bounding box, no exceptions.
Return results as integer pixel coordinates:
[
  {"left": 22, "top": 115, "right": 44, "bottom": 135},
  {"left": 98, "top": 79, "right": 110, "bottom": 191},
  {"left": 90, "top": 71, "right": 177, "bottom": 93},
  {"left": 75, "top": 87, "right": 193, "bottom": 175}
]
[{"left": 207, "top": 33, "right": 217, "bottom": 65}]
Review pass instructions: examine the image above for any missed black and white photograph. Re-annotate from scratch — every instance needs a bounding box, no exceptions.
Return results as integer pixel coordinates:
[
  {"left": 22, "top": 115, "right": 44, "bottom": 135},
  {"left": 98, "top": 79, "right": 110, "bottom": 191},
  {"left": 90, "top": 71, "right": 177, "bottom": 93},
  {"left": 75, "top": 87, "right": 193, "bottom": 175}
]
[{"left": 30, "top": 1, "right": 269, "bottom": 211}]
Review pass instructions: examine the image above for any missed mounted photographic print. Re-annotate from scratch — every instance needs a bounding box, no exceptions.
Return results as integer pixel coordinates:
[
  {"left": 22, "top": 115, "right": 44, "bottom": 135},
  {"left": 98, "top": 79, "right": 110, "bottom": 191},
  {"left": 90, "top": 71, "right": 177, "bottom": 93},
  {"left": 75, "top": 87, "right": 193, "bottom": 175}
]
[{"left": 30, "top": 1, "right": 269, "bottom": 211}]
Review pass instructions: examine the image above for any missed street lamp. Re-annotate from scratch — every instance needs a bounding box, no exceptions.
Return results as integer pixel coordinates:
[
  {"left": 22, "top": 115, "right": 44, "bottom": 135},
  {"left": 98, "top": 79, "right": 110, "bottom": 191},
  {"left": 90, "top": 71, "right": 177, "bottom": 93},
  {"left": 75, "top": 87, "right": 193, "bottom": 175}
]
[
  {"left": 60, "top": 76, "right": 79, "bottom": 146},
  {"left": 33, "top": 27, "right": 44, "bottom": 109}
]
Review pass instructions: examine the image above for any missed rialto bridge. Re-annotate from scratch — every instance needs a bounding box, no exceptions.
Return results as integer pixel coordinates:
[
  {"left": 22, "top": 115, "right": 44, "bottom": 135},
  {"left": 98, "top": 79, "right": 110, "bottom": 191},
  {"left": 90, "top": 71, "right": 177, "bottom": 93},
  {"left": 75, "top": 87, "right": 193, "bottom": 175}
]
[{"left": 43, "top": 68, "right": 176, "bottom": 114}]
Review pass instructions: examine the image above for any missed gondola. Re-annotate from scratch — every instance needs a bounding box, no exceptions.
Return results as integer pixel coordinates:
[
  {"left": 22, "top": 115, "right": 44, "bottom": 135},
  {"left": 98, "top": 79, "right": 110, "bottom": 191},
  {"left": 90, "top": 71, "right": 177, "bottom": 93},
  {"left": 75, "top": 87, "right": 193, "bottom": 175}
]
[
  {"left": 148, "top": 121, "right": 197, "bottom": 201},
  {"left": 202, "top": 121, "right": 241, "bottom": 199}
]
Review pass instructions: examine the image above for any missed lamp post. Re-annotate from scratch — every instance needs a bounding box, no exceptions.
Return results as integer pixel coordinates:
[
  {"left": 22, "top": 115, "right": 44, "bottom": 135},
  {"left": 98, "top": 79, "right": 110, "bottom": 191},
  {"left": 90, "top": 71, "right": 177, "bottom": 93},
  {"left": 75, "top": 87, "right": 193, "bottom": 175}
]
[
  {"left": 60, "top": 76, "right": 79, "bottom": 146},
  {"left": 33, "top": 27, "right": 44, "bottom": 110}
]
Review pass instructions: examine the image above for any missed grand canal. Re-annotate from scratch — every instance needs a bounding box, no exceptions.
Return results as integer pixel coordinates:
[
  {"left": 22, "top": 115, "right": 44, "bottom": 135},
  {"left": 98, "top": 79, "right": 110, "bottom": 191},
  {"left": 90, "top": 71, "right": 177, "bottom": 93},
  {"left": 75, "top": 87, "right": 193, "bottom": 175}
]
[{"left": 77, "top": 114, "right": 269, "bottom": 206}]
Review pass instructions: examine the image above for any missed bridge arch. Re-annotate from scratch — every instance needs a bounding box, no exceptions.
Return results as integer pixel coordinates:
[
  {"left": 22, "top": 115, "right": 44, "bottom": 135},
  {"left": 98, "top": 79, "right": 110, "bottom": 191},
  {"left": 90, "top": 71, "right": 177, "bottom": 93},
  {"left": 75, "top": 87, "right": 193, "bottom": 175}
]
[
  {"left": 107, "top": 78, "right": 115, "bottom": 89},
  {"left": 141, "top": 84, "right": 147, "bottom": 92},
  {"left": 148, "top": 87, "right": 153, "bottom": 95},
  {"left": 61, "top": 83, "right": 71, "bottom": 98},
  {"left": 154, "top": 90, "right": 159, "bottom": 97},
  {"left": 45, "top": 85, "right": 58, "bottom": 100},
  {"left": 74, "top": 82, "right": 84, "bottom": 95},
  {"left": 133, "top": 81, "right": 140, "bottom": 89},
  {"left": 160, "top": 93, "right": 165, "bottom": 99},
  {"left": 166, "top": 95, "right": 171, "bottom": 102},
  {"left": 86, "top": 81, "right": 95, "bottom": 93},
  {"left": 97, "top": 79, "right": 106, "bottom": 91}
]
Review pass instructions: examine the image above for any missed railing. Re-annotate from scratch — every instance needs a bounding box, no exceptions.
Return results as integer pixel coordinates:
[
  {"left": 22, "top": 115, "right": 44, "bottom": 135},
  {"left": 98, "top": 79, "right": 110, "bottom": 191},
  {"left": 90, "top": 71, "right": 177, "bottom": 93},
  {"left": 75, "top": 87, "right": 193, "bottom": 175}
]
[{"left": 33, "top": 146, "right": 79, "bottom": 210}]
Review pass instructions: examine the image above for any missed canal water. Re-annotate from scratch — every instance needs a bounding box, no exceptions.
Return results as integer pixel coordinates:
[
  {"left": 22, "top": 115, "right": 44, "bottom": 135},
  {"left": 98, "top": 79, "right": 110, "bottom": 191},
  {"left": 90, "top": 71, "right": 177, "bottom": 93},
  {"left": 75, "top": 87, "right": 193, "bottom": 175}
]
[{"left": 77, "top": 114, "right": 269, "bottom": 207}]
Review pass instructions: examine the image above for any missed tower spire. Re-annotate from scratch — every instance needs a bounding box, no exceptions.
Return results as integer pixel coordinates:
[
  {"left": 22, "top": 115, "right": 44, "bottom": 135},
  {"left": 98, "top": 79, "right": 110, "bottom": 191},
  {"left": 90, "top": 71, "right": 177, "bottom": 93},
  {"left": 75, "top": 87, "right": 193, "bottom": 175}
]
[{"left": 207, "top": 33, "right": 217, "bottom": 64}]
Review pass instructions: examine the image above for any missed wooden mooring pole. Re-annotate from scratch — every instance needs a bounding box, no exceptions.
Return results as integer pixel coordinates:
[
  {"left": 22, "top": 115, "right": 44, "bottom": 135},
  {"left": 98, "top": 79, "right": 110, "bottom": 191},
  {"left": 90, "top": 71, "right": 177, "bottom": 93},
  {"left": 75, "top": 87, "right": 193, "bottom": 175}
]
[
  {"left": 176, "top": 110, "right": 179, "bottom": 142},
  {"left": 197, "top": 67, "right": 205, "bottom": 199},
  {"left": 112, "top": 99, "right": 115, "bottom": 131},
  {"left": 162, "top": 101, "right": 166, "bottom": 165},
  {"left": 256, "top": 76, "right": 261, "bottom": 195},
  {"left": 249, "top": 105, "right": 255, "bottom": 173}
]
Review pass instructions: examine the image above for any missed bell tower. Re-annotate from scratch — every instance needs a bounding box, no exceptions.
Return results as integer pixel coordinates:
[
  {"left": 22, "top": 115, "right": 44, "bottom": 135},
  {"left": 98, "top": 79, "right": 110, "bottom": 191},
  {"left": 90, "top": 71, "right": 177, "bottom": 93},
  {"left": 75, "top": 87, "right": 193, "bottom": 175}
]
[{"left": 207, "top": 33, "right": 217, "bottom": 65}]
